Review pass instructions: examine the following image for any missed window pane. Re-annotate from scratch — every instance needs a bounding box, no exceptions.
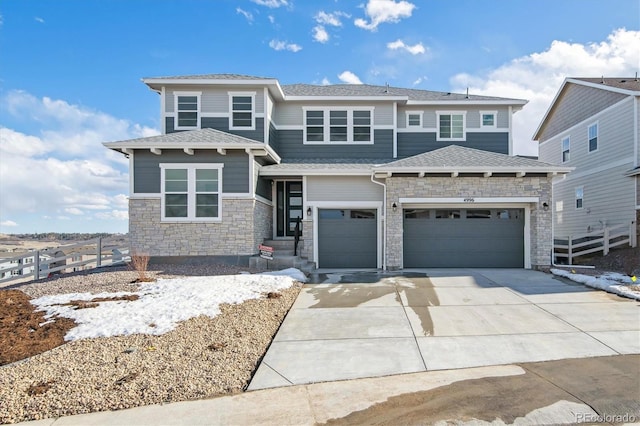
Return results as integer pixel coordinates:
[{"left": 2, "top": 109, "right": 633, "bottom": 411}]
[
  {"left": 166, "top": 169, "right": 187, "bottom": 180},
  {"left": 350, "top": 209, "right": 375, "bottom": 219},
  {"left": 165, "top": 194, "right": 188, "bottom": 218},
  {"left": 439, "top": 115, "right": 451, "bottom": 138},
  {"left": 166, "top": 181, "right": 188, "bottom": 192},
  {"left": 408, "top": 114, "right": 420, "bottom": 126},
  {"left": 178, "top": 96, "right": 198, "bottom": 111},
  {"left": 466, "top": 209, "right": 491, "bottom": 219},
  {"left": 196, "top": 180, "right": 218, "bottom": 192},
  {"left": 353, "top": 126, "right": 371, "bottom": 141},
  {"left": 196, "top": 194, "right": 218, "bottom": 218},
  {"left": 307, "top": 127, "right": 323, "bottom": 141},
  {"left": 330, "top": 110, "right": 347, "bottom": 125},
  {"left": 482, "top": 114, "right": 494, "bottom": 126},
  {"left": 451, "top": 115, "right": 464, "bottom": 138},
  {"left": 233, "top": 112, "right": 252, "bottom": 127},
  {"left": 435, "top": 209, "right": 460, "bottom": 219},
  {"left": 166, "top": 205, "right": 188, "bottom": 217},
  {"left": 404, "top": 209, "right": 430, "bottom": 219},
  {"left": 353, "top": 110, "right": 371, "bottom": 125},
  {"left": 330, "top": 128, "right": 347, "bottom": 141},
  {"left": 233, "top": 96, "right": 252, "bottom": 110},
  {"left": 196, "top": 169, "right": 217, "bottom": 180}
]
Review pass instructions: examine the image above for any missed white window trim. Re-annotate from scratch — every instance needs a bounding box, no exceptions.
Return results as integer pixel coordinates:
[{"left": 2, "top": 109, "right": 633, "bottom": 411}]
[
  {"left": 436, "top": 111, "right": 467, "bottom": 141},
  {"left": 480, "top": 110, "right": 497, "bottom": 129},
  {"left": 302, "top": 107, "right": 375, "bottom": 145},
  {"left": 587, "top": 121, "right": 599, "bottom": 153},
  {"left": 174, "top": 91, "right": 202, "bottom": 130},
  {"left": 160, "top": 163, "right": 224, "bottom": 222},
  {"left": 561, "top": 136, "right": 570, "bottom": 163},
  {"left": 406, "top": 111, "right": 423, "bottom": 128},
  {"left": 228, "top": 91, "right": 256, "bottom": 131},
  {"left": 575, "top": 186, "right": 584, "bottom": 210}
]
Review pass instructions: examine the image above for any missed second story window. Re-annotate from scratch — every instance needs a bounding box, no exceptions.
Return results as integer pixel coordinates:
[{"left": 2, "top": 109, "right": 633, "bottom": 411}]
[
  {"left": 406, "top": 112, "right": 423, "bottom": 128},
  {"left": 575, "top": 186, "right": 584, "bottom": 209},
  {"left": 437, "top": 112, "right": 465, "bottom": 141},
  {"left": 562, "top": 136, "right": 570, "bottom": 162},
  {"left": 175, "top": 92, "right": 201, "bottom": 130},
  {"left": 588, "top": 123, "right": 598, "bottom": 152},
  {"left": 480, "top": 111, "right": 497, "bottom": 128},
  {"left": 229, "top": 92, "right": 256, "bottom": 130},
  {"left": 304, "top": 109, "right": 373, "bottom": 144}
]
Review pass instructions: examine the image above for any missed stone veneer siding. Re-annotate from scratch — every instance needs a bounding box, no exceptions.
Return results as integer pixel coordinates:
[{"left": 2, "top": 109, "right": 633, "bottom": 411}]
[
  {"left": 384, "top": 176, "right": 553, "bottom": 270},
  {"left": 129, "top": 197, "right": 272, "bottom": 257}
]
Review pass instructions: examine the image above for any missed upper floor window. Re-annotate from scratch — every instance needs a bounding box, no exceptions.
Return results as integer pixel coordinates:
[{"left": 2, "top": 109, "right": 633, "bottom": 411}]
[
  {"left": 480, "top": 111, "right": 497, "bottom": 128},
  {"left": 304, "top": 108, "right": 373, "bottom": 144},
  {"left": 437, "top": 112, "right": 465, "bottom": 141},
  {"left": 406, "top": 112, "right": 423, "bottom": 128},
  {"left": 160, "top": 163, "right": 223, "bottom": 221},
  {"left": 175, "top": 92, "right": 201, "bottom": 130},
  {"left": 562, "top": 136, "right": 570, "bottom": 163},
  {"left": 588, "top": 123, "right": 598, "bottom": 152},
  {"left": 575, "top": 186, "right": 584, "bottom": 209},
  {"left": 229, "top": 92, "right": 256, "bottom": 130}
]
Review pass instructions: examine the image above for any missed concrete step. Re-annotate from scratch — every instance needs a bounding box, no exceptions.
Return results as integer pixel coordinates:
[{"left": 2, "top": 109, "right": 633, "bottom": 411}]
[
  {"left": 249, "top": 254, "right": 315, "bottom": 274},
  {"left": 262, "top": 239, "right": 295, "bottom": 250}
]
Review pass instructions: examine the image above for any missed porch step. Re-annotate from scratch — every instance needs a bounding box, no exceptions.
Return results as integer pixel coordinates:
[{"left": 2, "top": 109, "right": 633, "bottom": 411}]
[{"left": 262, "top": 239, "right": 295, "bottom": 250}]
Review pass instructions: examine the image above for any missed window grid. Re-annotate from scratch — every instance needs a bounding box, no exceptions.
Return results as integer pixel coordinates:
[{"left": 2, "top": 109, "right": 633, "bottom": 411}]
[
  {"left": 175, "top": 93, "right": 201, "bottom": 129},
  {"left": 161, "top": 164, "right": 223, "bottom": 221},
  {"left": 304, "top": 109, "right": 372, "bottom": 143},
  {"left": 575, "top": 187, "right": 584, "bottom": 209},
  {"left": 588, "top": 123, "right": 598, "bottom": 152},
  {"left": 562, "top": 137, "right": 570, "bottom": 163},
  {"left": 438, "top": 113, "right": 465, "bottom": 140}
]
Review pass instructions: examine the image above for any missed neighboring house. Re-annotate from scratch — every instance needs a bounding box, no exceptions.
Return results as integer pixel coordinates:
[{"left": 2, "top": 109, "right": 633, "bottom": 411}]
[
  {"left": 534, "top": 77, "right": 640, "bottom": 240},
  {"left": 104, "top": 74, "right": 571, "bottom": 270}
]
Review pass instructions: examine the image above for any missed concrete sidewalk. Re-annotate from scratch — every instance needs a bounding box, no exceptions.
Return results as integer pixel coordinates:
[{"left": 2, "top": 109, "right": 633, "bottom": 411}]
[
  {"left": 19, "top": 355, "right": 640, "bottom": 425},
  {"left": 250, "top": 268, "right": 640, "bottom": 390}
]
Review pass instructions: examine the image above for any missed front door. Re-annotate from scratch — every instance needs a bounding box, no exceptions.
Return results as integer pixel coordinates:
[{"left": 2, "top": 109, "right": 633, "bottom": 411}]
[{"left": 276, "top": 181, "right": 303, "bottom": 237}]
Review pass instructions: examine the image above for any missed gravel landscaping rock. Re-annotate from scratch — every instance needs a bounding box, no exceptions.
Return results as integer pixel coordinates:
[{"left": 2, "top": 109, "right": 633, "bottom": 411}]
[{"left": 0, "top": 264, "right": 299, "bottom": 424}]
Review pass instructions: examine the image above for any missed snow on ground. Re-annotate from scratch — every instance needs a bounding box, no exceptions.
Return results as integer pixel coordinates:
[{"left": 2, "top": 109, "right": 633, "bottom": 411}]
[
  {"left": 551, "top": 269, "right": 640, "bottom": 301},
  {"left": 31, "top": 270, "right": 303, "bottom": 341},
  {"left": 260, "top": 267, "right": 308, "bottom": 283}
]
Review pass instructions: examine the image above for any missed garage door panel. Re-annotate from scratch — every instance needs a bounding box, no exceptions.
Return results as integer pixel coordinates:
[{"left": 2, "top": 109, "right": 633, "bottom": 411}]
[
  {"left": 404, "top": 208, "right": 524, "bottom": 268},
  {"left": 318, "top": 209, "right": 377, "bottom": 268}
]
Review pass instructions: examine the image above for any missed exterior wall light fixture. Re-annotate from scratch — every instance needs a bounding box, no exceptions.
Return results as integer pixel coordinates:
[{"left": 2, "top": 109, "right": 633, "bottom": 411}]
[
  {"left": 306, "top": 207, "right": 312, "bottom": 216},
  {"left": 392, "top": 202, "right": 398, "bottom": 212}
]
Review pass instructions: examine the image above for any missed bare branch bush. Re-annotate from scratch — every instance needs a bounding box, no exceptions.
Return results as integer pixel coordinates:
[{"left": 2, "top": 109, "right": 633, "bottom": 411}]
[{"left": 129, "top": 252, "right": 153, "bottom": 282}]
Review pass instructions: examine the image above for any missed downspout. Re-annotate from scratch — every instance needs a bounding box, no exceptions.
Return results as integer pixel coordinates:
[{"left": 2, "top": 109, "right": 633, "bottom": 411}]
[{"left": 370, "top": 173, "right": 387, "bottom": 270}]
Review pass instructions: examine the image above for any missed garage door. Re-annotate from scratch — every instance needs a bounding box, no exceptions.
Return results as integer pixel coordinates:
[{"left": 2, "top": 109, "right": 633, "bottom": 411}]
[
  {"left": 404, "top": 208, "right": 524, "bottom": 268},
  {"left": 318, "top": 209, "right": 377, "bottom": 268}
]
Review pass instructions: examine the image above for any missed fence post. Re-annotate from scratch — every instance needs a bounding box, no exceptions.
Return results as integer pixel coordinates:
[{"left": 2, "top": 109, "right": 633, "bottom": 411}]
[
  {"left": 631, "top": 222, "right": 637, "bottom": 248},
  {"left": 96, "top": 237, "right": 102, "bottom": 267},
  {"left": 603, "top": 227, "right": 610, "bottom": 255},
  {"left": 567, "top": 236, "right": 573, "bottom": 266},
  {"left": 34, "top": 251, "right": 40, "bottom": 280}
]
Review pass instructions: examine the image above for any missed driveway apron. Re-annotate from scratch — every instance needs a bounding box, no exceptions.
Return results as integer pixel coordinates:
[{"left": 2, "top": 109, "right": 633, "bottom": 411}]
[{"left": 248, "top": 269, "right": 639, "bottom": 390}]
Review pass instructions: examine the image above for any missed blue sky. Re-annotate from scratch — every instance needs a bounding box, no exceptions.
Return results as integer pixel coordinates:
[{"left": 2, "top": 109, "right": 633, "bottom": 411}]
[{"left": 1, "top": 0, "right": 639, "bottom": 234}]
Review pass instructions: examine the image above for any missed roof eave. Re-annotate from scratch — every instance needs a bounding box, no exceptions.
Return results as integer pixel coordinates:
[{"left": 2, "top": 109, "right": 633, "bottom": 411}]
[
  {"left": 372, "top": 166, "right": 574, "bottom": 174},
  {"left": 142, "top": 78, "right": 286, "bottom": 101},
  {"left": 406, "top": 99, "right": 528, "bottom": 107},
  {"left": 283, "top": 95, "right": 408, "bottom": 102},
  {"left": 259, "top": 168, "right": 372, "bottom": 176}
]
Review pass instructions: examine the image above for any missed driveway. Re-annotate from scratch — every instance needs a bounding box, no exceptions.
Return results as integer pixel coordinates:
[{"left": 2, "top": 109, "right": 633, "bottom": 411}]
[{"left": 248, "top": 269, "right": 640, "bottom": 390}]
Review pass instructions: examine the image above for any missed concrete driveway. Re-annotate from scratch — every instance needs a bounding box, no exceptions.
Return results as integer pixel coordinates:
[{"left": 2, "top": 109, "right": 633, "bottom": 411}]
[{"left": 249, "top": 269, "right": 640, "bottom": 390}]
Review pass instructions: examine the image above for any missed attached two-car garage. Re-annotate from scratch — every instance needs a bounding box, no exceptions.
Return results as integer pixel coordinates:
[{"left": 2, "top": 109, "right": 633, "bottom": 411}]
[{"left": 403, "top": 208, "right": 525, "bottom": 268}]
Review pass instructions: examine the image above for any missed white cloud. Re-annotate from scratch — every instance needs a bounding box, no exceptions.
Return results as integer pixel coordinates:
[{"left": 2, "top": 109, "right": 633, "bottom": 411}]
[
  {"left": 313, "top": 25, "right": 329, "bottom": 43},
  {"left": 0, "top": 91, "right": 159, "bottom": 231},
  {"left": 95, "top": 210, "right": 129, "bottom": 220},
  {"left": 34, "top": 16, "right": 45, "bottom": 23},
  {"left": 315, "top": 11, "right": 349, "bottom": 26},
  {"left": 268, "top": 15, "right": 275, "bottom": 24},
  {"left": 413, "top": 76, "right": 427, "bottom": 85},
  {"left": 338, "top": 71, "right": 363, "bottom": 84},
  {"left": 354, "top": 0, "right": 415, "bottom": 31},
  {"left": 251, "top": 0, "right": 288, "bottom": 8},
  {"left": 0, "top": 220, "right": 18, "bottom": 227},
  {"left": 236, "top": 8, "right": 254, "bottom": 23},
  {"left": 450, "top": 28, "right": 640, "bottom": 156},
  {"left": 321, "top": 77, "right": 331, "bottom": 85},
  {"left": 387, "top": 39, "right": 426, "bottom": 55},
  {"left": 269, "top": 39, "right": 302, "bottom": 52}
]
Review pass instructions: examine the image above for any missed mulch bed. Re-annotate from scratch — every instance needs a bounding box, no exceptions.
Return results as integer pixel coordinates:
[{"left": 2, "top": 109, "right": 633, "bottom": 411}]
[{"left": 0, "top": 290, "right": 75, "bottom": 366}]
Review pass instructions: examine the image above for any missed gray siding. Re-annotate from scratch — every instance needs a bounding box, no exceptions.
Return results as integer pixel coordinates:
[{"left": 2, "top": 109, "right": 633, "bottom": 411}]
[
  {"left": 255, "top": 176, "right": 272, "bottom": 200},
  {"left": 397, "top": 106, "right": 509, "bottom": 130},
  {"left": 537, "top": 83, "right": 627, "bottom": 141},
  {"left": 268, "top": 122, "right": 279, "bottom": 152},
  {"left": 165, "top": 86, "right": 265, "bottom": 114},
  {"left": 307, "top": 176, "right": 383, "bottom": 202},
  {"left": 133, "top": 149, "right": 250, "bottom": 194},
  {"left": 166, "top": 117, "right": 265, "bottom": 142},
  {"left": 275, "top": 129, "right": 393, "bottom": 159},
  {"left": 273, "top": 101, "right": 394, "bottom": 126},
  {"left": 397, "top": 132, "right": 508, "bottom": 158}
]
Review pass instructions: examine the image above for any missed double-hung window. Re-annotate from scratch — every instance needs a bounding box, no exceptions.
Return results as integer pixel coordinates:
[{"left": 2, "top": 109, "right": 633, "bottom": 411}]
[
  {"left": 304, "top": 108, "right": 373, "bottom": 143},
  {"left": 575, "top": 186, "right": 584, "bottom": 209},
  {"left": 588, "top": 123, "right": 598, "bottom": 152},
  {"left": 406, "top": 111, "right": 423, "bottom": 128},
  {"left": 229, "top": 92, "right": 255, "bottom": 130},
  {"left": 562, "top": 136, "right": 570, "bottom": 163},
  {"left": 175, "top": 92, "right": 201, "bottom": 130},
  {"left": 437, "top": 112, "right": 465, "bottom": 140},
  {"left": 161, "top": 163, "right": 223, "bottom": 221}
]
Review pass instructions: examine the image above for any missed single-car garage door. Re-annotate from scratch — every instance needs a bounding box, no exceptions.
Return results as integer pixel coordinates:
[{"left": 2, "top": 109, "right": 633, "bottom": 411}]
[
  {"left": 404, "top": 208, "right": 524, "bottom": 268},
  {"left": 318, "top": 209, "right": 377, "bottom": 268}
]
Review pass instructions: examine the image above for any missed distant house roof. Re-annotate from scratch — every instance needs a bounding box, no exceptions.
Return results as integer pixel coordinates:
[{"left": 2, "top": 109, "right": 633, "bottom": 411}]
[
  {"left": 533, "top": 77, "right": 640, "bottom": 141},
  {"left": 102, "top": 128, "right": 280, "bottom": 163},
  {"left": 373, "top": 145, "right": 572, "bottom": 175}
]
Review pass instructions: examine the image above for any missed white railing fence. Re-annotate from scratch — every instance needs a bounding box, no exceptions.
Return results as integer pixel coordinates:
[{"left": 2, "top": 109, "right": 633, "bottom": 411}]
[
  {"left": 0, "top": 237, "right": 130, "bottom": 285},
  {"left": 554, "top": 222, "right": 637, "bottom": 265}
]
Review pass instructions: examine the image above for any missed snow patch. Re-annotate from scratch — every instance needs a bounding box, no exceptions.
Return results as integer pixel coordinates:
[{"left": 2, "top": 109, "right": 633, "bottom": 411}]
[
  {"left": 551, "top": 269, "right": 640, "bottom": 301},
  {"left": 32, "top": 273, "right": 297, "bottom": 341},
  {"left": 259, "top": 267, "right": 308, "bottom": 282}
]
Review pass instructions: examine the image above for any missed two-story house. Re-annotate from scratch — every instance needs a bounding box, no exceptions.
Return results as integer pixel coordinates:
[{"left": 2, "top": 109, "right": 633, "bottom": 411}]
[
  {"left": 534, "top": 77, "right": 639, "bottom": 243},
  {"left": 104, "top": 74, "right": 571, "bottom": 270}
]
